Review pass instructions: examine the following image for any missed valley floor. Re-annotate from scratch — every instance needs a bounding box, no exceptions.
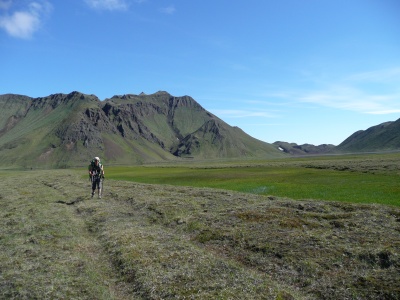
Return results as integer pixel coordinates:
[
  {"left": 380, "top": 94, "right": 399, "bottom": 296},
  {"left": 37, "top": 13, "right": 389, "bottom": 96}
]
[{"left": 0, "top": 169, "right": 399, "bottom": 299}]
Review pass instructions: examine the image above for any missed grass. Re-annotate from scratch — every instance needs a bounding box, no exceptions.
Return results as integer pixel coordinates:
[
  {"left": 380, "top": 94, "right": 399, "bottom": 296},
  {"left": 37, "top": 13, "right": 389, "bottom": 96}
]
[
  {"left": 106, "top": 153, "right": 400, "bottom": 206},
  {"left": 0, "top": 171, "right": 121, "bottom": 299},
  {"left": 1, "top": 154, "right": 399, "bottom": 299}
]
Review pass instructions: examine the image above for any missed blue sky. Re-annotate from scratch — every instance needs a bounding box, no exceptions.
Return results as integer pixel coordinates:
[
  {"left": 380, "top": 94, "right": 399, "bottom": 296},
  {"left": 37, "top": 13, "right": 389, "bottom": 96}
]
[{"left": 1, "top": 0, "right": 399, "bottom": 145}]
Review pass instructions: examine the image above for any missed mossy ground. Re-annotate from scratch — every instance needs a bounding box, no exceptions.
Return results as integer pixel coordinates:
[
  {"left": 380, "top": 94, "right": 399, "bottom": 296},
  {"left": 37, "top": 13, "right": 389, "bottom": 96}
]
[{"left": 0, "top": 160, "right": 399, "bottom": 299}]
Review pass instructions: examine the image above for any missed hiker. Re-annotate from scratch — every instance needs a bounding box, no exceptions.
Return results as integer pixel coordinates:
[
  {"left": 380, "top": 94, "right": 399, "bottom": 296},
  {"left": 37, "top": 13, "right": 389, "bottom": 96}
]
[{"left": 88, "top": 157, "right": 105, "bottom": 198}]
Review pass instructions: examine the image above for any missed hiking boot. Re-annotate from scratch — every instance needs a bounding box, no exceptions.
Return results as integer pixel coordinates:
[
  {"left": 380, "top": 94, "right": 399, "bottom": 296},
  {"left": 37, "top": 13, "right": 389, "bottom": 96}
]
[
  {"left": 91, "top": 192, "right": 94, "bottom": 198},
  {"left": 98, "top": 195, "right": 102, "bottom": 199}
]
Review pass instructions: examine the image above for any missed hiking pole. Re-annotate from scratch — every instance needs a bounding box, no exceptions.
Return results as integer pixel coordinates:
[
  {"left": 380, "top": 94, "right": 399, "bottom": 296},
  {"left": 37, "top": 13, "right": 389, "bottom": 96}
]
[
  {"left": 89, "top": 174, "right": 93, "bottom": 198},
  {"left": 101, "top": 175, "right": 104, "bottom": 198}
]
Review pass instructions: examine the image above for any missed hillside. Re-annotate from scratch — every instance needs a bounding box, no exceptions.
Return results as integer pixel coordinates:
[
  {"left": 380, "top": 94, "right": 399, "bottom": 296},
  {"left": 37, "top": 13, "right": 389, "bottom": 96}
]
[
  {"left": 335, "top": 118, "right": 400, "bottom": 153},
  {"left": 0, "top": 91, "right": 284, "bottom": 168}
]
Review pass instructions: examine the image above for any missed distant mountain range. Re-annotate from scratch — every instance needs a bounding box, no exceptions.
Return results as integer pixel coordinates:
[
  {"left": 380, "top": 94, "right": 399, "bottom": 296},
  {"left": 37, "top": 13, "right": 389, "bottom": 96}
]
[
  {"left": 272, "top": 142, "right": 336, "bottom": 155},
  {"left": 0, "top": 91, "right": 399, "bottom": 168},
  {"left": 274, "top": 118, "right": 400, "bottom": 155}
]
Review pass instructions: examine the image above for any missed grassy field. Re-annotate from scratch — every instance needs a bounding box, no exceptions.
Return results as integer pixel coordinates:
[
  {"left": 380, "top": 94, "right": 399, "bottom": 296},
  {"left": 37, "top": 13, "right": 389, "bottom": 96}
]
[
  {"left": 1, "top": 154, "right": 399, "bottom": 299},
  {"left": 106, "top": 153, "right": 400, "bottom": 207}
]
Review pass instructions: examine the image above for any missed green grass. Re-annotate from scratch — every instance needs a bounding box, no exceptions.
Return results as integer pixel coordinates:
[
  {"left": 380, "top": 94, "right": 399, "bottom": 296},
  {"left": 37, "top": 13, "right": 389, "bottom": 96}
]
[
  {"left": 106, "top": 155, "right": 400, "bottom": 206},
  {"left": 0, "top": 171, "right": 120, "bottom": 299}
]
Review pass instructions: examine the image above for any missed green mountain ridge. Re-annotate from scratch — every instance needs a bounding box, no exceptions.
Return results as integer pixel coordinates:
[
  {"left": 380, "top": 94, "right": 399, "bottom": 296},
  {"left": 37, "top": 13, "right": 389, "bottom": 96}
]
[
  {"left": 335, "top": 119, "right": 400, "bottom": 152},
  {"left": 0, "top": 91, "right": 284, "bottom": 168}
]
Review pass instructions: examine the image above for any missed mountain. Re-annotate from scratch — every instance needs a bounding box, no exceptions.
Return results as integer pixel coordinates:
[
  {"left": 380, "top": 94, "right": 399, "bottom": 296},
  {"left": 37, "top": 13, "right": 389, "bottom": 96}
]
[
  {"left": 334, "top": 119, "right": 400, "bottom": 153},
  {"left": 0, "top": 91, "right": 284, "bottom": 168},
  {"left": 273, "top": 141, "right": 335, "bottom": 155}
]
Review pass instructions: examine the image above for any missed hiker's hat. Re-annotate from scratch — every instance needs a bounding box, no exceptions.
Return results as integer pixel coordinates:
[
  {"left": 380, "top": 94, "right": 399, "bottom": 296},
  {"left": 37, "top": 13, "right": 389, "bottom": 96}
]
[{"left": 94, "top": 157, "right": 100, "bottom": 161}]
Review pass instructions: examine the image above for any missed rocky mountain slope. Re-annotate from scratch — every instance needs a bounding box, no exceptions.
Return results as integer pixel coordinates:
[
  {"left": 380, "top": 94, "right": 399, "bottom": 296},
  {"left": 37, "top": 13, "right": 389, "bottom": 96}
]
[{"left": 0, "top": 91, "right": 284, "bottom": 168}]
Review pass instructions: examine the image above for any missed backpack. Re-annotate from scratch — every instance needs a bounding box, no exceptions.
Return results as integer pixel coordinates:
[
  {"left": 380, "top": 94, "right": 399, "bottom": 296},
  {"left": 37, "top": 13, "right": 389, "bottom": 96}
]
[{"left": 89, "top": 159, "right": 103, "bottom": 174}]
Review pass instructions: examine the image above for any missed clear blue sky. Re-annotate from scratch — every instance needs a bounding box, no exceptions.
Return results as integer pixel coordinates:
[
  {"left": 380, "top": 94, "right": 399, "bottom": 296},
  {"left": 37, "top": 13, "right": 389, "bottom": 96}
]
[{"left": 1, "top": 0, "right": 399, "bottom": 145}]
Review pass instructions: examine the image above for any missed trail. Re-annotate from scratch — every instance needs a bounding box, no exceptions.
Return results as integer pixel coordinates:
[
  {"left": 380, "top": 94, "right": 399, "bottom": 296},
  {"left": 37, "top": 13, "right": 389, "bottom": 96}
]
[{"left": 0, "top": 170, "right": 135, "bottom": 299}]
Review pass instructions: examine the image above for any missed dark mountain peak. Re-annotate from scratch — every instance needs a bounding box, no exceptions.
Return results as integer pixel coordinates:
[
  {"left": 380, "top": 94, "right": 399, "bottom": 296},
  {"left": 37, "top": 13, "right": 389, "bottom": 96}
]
[
  {"left": 154, "top": 90, "right": 171, "bottom": 96},
  {"left": 107, "top": 92, "right": 204, "bottom": 114},
  {"left": 67, "top": 91, "right": 100, "bottom": 102},
  {"left": 31, "top": 91, "right": 100, "bottom": 110},
  {"left": 167, "top": 95, "right": 203, "bottom": 111},
  {"left": 110, "top": 94, "right": 136, "bottom": 100},
  {"left": 68, "top": 91, "right": 83, "bottom": 97}
]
